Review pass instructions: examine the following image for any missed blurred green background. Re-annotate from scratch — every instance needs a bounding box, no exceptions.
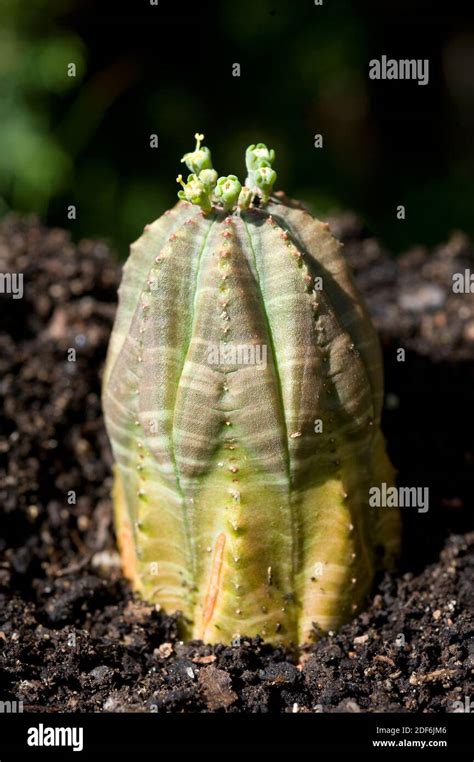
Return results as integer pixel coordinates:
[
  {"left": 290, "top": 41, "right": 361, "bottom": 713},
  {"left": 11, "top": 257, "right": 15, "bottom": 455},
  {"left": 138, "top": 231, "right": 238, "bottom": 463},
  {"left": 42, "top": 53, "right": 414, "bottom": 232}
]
[{"left": 0, "top": 0, "right": 472, "bottom": 258}]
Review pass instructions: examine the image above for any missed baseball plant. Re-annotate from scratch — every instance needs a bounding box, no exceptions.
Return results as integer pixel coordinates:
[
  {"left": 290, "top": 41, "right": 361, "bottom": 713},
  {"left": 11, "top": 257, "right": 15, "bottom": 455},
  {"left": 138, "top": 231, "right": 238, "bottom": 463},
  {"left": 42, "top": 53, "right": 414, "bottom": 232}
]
[{"left": 103, "top": 134, "right": 400, "bottom": 645}]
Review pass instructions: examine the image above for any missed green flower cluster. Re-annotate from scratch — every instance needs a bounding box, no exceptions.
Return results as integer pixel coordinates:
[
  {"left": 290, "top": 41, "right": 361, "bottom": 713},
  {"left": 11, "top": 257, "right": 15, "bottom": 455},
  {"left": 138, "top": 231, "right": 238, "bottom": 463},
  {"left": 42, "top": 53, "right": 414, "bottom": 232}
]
[{"left": 177, "top": 133, "right": 277, "bottom": 214}]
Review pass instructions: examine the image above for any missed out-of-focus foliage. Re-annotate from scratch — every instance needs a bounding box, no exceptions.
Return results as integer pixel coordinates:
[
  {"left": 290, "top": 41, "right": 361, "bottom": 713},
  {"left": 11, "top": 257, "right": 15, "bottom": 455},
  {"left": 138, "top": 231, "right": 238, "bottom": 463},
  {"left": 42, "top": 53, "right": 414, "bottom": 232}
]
[
  {"left": 0, "top": 0, "right": 85, "bottom": 215},
  {"left": 0, "top": 0, "right": 472, "bottom": 257}
]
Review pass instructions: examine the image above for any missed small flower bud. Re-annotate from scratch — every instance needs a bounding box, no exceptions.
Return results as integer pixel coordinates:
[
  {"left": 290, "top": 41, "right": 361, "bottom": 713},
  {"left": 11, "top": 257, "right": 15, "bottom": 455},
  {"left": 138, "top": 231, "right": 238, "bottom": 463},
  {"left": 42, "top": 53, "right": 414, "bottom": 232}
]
[
  {"left": 245, "top": 143, "right": 277, "bottom": 201},
  {"left": 237, "top": 185, "right": 252, "bottom": 211},
  {"left": 214, "top": 174, "right": 242, "bottom": 212},
  {"left": 245, "top": 142, "right": 276, "bottom": 173},
  {"left": 176, "top": 173, "right": 213, "bottom": 213},
  {"left": 181, "top": 132, "right": 213, "bottom": 174},
  {"left": 253, "top": 163, "right": 277, "bottom": 203},
  {"left": 198, "top": 168, "right": 218, "bottom": 190}
]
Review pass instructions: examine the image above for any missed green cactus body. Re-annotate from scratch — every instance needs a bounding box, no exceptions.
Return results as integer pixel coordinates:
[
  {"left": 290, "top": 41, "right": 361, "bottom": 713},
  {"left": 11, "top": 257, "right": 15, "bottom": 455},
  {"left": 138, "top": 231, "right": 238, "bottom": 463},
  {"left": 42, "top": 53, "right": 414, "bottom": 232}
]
[{"left": 103, "top": 137, "right": 399, "bottom": 645}]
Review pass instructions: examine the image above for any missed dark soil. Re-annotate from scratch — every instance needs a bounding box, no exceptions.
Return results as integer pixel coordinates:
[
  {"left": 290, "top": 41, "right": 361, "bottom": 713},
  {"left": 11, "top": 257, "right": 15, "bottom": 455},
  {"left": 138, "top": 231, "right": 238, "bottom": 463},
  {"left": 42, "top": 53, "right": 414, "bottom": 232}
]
[{"left": 0, "top": 213, "right": 472, "bottom": 713}]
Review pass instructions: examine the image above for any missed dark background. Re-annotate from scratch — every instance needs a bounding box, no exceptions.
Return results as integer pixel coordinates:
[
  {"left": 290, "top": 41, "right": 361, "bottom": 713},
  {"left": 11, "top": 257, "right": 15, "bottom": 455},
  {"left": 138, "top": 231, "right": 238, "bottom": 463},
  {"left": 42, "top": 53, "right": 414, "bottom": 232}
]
[{"left": 0, "top": 0, "right": 473, "bottom": 258}]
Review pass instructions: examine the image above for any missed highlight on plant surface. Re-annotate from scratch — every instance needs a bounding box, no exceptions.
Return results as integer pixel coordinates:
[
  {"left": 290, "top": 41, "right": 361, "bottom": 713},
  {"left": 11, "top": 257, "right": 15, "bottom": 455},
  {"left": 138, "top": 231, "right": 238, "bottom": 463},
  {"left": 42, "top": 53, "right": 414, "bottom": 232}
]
[{"left": 102, "top": 134, "right": 400, "bottom": 645}]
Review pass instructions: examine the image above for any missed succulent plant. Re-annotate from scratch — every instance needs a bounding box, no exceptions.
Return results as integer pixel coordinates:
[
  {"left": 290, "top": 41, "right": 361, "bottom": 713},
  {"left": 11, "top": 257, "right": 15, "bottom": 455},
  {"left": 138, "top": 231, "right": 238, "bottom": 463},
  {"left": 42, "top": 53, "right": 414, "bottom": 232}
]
[{"left": 102, "top": 134, "right": 400, "bottom": 646}]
